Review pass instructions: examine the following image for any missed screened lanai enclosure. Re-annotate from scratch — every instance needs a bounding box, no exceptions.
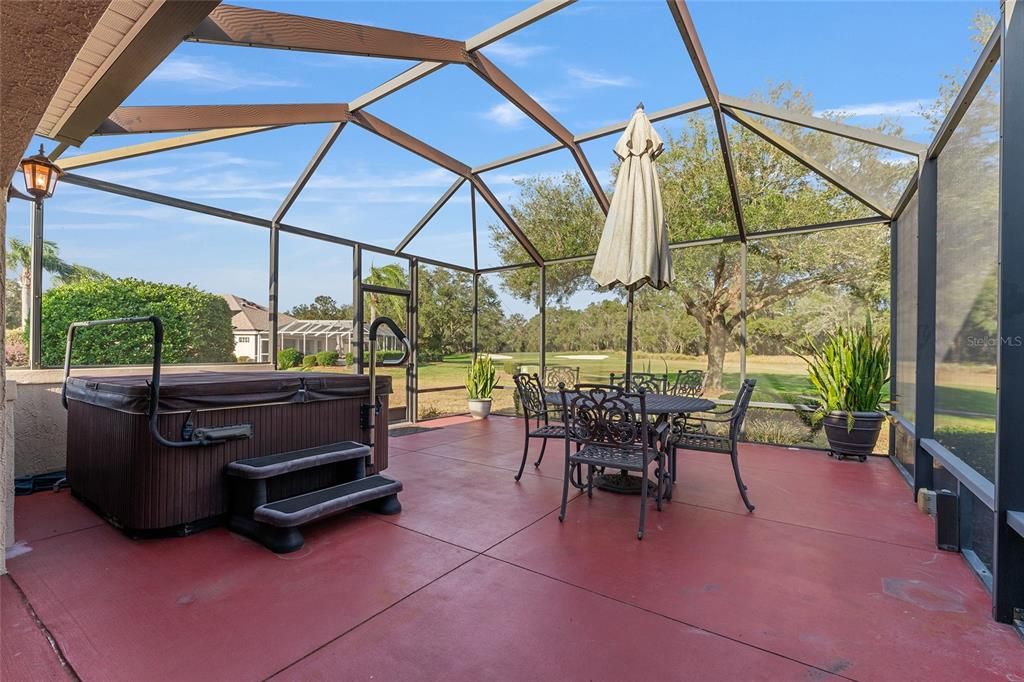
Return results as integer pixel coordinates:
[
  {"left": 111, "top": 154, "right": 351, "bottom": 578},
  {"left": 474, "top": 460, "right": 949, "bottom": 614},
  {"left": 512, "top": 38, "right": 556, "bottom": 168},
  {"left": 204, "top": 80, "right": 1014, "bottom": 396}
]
[{"left": 7, "top": 0, "right": 1023, "bottom": 629}]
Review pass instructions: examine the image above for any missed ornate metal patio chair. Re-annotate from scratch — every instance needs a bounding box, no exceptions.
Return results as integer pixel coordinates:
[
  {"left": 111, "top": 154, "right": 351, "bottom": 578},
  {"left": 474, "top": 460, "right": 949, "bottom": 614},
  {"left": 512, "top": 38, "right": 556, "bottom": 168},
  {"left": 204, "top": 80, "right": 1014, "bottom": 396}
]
[
  {"left": 512, "top": 373, "right": 566, "bottom": 481},
  {"left": 669, "top": 369, "right": 705, "bottom": 397},
  {"left": 666, "top": 378, "right": 757, "bottom": 511},
  {"left": 609, "top": 371, "right": 667, "bottom": 393},
  {"left": 666, "top": 369, "right": 707, "bottom": 435},
  {"left": 543, "top": 365, "right": 579, "bottom": 391},
  {"left": 558, "top": 384, "right": 670, "bottom": 540}
]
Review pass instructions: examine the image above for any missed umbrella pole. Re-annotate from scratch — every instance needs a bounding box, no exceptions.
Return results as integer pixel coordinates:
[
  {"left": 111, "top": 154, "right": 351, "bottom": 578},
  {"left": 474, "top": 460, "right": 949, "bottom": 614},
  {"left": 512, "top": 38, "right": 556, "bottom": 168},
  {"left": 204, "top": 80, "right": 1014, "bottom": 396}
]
[{"left": 625, "top": 287, "right": 634, "bottom": 385}]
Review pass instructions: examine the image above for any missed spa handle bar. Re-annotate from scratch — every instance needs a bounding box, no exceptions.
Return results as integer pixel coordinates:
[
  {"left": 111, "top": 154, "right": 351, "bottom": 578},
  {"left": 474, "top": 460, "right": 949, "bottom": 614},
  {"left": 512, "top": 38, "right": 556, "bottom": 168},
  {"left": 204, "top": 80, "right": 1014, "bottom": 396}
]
[
  {"left": 364, "top": 316, "right": 410, "bottom": 454},
  {"left": 367, "top": 316, "right": 409, "bottom": 367},
  {"left": 60, "top": 316, "right": 252, "bottom": 448}
]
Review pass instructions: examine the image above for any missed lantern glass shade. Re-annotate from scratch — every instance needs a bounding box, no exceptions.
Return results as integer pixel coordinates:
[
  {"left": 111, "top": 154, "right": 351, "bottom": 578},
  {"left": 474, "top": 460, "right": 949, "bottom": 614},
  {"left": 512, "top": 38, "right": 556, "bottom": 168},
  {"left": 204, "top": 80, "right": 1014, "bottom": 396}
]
[{"left": 20, "top": 146, "right": 61, "bottom": 199}]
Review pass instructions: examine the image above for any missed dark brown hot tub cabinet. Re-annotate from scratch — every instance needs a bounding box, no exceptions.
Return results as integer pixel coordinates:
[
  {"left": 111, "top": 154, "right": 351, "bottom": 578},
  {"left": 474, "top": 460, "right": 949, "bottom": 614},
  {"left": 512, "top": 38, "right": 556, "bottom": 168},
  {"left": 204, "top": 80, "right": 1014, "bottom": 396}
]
[{"left": 64, "top": 371, "right": 392, "bottom": 535}]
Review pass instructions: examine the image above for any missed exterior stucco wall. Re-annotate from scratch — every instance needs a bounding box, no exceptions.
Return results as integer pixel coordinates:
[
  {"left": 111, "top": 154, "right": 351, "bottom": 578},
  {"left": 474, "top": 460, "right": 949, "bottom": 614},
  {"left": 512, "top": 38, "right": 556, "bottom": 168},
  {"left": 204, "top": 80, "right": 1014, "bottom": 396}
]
[
  {"left": 2, "top": 381, "right": 15, "bottom": 574},
  {"left": 9, "top": 363, "right": 274, "bottom": 477},
  {"left": 0, "top": 1, "right": 110, "bottom": 181},
  {"left": 12, "top": 381, "right": 66, "bottom": 477},
  {"left": 0, "top": 0, "right": 111, "bottom": 576}
]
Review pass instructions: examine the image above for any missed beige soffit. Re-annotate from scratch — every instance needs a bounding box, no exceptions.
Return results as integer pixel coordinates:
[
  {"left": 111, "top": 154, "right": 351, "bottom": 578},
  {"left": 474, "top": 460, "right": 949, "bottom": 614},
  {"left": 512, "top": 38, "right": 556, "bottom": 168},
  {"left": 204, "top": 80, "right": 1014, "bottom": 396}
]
[{"left": 36, "top": 0, "right": 220, "bottom": 146}]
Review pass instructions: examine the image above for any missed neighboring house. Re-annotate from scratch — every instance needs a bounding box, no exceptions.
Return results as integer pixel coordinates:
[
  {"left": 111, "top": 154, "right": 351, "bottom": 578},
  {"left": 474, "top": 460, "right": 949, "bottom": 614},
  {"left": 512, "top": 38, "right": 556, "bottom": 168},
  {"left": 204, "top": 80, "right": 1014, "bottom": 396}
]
[{"left": 221, "top": 295, "right": 398, "bottom": 363}]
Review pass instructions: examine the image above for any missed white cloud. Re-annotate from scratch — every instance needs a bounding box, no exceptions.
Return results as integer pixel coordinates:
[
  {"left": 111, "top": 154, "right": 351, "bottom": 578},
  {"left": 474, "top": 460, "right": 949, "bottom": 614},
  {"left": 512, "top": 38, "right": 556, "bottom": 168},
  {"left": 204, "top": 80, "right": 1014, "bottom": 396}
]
[
  {"left": 483, "top": 41, "right": 550, "bottom": 66},
  {"left": 483, "top": 101, "right": 528, "bottom": 128},
  {"left": 815, "top": 99, "right": 930, "bottom": 118},
  {"left": 87, "top": 166, "right": 177, "bottom": 184},
  {"left": 482, "top": 95, "right": 562, "bottom": 129},
  {"left": 149, "top": 57, "right": 297, "bottom": 90},
  {"left": 307, "top": 167, "right": 454, "bottom": 191},
  {"left": 82, "top": 151, "right": 288, "bottom": 202},
  {"left": 566, "top": 67, "right": 633, "bottom": 89},
  {"left": 298, "top": 192, "right": 444, "bottom": 206},
  {"left": 484, "top": 170, "right": 564, "bottom": 186}
]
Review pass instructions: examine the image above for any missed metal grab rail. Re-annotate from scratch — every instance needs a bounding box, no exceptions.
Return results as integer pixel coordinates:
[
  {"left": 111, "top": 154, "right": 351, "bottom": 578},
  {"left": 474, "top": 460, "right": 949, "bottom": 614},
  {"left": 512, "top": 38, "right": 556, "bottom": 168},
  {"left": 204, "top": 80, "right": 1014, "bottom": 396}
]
[
  {"left": 60, "top": 315, "right": 252, "bottom": 448},
  {"left": 365, "top": 316, "right": 410, "bottom": 453},
  {"left": 367, "top": 316, "right": 409, "bottom": 367}
]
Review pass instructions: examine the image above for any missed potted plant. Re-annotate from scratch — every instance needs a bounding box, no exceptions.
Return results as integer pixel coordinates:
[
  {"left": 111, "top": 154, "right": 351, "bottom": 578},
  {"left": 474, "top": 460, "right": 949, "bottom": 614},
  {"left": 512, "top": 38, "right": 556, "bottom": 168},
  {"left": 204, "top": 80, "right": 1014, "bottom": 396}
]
[
  {"left": 466, "top": 354, "right": 498, "bottom": 419},
  {"left": 793, "top": 317, "right": 890, "bottom": 461}
]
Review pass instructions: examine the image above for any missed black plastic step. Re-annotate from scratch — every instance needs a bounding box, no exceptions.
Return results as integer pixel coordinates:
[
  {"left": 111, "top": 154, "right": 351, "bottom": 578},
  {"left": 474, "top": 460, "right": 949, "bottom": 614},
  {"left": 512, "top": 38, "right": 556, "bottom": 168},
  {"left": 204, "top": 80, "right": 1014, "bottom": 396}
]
[
  {"left": 254, "top": 474, "right": 402, "bottom": 527},
  {"left": 225, "top": 441, "right": 369, "bottom": 479}
]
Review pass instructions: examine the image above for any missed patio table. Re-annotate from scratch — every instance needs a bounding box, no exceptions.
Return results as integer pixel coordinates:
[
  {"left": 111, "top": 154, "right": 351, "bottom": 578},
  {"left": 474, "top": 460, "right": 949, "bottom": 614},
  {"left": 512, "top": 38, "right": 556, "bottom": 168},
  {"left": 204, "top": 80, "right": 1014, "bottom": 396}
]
[
  {"left": 543, "top": 391, "right": 714, "bottom": 417},
  {"left": 544, "top": 392, "right": 715, "bottom": 494}
]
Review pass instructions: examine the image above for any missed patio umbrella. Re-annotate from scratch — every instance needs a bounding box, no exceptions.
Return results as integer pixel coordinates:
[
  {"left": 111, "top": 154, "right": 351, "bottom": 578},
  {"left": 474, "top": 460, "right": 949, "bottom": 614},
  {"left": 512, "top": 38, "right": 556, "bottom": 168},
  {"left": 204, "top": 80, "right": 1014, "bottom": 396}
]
[{"left": 591, "top": 104, "right": 672, "bottom": 382}]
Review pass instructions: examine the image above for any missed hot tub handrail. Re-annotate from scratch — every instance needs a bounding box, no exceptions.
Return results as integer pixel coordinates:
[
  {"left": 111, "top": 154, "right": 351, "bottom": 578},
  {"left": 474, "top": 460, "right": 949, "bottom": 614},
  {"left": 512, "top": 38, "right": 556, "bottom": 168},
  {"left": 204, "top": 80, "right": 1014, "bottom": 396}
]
[
  {"left": 365, "top": 316, "right": 410, "bottom": 455},
  {"left": 60, "top": 315, "right": 226, "bottom": 449},
  {"left": 367, "top": 316, "right": 409, "bottom": 367}
]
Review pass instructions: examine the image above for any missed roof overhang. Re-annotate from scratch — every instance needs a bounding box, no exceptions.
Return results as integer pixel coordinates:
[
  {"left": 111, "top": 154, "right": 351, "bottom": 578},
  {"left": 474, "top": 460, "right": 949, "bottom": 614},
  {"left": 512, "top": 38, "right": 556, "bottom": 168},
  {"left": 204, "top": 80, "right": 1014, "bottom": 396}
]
[{"left": 36, "top": 0, "right": 221, "bottom": 146}]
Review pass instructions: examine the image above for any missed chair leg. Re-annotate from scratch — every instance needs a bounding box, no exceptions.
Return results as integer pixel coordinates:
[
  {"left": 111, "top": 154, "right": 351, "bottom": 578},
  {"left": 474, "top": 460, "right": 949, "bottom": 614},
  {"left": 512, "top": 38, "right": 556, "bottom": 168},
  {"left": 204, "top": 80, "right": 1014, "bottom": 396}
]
[
  {"left": 587, "top": 464, "right": 593, "bottom": 498},
  {"left": 638, "top": 466, "right": 649, "bottom": 540},
  {"left": 534, "top": 437, "right": 548, "bottom": 467},
  {"left": 558, "top": 445, "right": 572, "bottom": 522},
  {"left": 730, "top": 445, "right": 755, "bottom": 512},
  {"left": 654, "top": 457, "right": 663, "bottom": 512},
  {"left": 515, "top": 432, "right": 530, "bottom": 481}
]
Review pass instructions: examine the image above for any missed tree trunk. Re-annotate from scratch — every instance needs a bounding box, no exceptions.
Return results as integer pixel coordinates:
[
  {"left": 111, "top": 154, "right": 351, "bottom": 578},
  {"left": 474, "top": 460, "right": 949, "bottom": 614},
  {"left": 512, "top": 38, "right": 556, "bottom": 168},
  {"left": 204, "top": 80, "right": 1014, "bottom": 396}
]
[
  {"left": 18, "top": 268, "right": 30, "bottom": 330},
  {"left": 704, "top": 318, "right": 730, "bottom": 396}
]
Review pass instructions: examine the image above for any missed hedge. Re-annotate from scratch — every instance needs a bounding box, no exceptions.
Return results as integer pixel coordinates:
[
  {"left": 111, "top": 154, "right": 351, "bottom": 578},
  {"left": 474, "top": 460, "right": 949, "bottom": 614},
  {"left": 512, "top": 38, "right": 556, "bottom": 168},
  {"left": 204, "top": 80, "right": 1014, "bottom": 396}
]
[
  {"left": 315, "top": 350, "right": 339, "bottom": 366},
  {"left": 278, "top": 348, "right": 302, "bottom": 369},
  {"left": 376, "top": 349, "right": 405, "bottom": 364},
  {"left": 40, "top": 277, "right": 234, "bottom": 367},
  {"left": 341, "top": 350, "right": 403, "bottom": 366}
]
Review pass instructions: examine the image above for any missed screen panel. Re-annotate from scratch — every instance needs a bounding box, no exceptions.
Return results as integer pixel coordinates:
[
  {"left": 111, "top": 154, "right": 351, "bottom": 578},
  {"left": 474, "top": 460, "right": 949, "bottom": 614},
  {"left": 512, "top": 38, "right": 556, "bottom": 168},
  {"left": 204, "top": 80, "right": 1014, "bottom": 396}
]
[
  {"left": 894, "top": 192, "right": 919, "bottom": 424},
  {"left": 934, "top": 63, "right": 1000, "bottom": 482}
]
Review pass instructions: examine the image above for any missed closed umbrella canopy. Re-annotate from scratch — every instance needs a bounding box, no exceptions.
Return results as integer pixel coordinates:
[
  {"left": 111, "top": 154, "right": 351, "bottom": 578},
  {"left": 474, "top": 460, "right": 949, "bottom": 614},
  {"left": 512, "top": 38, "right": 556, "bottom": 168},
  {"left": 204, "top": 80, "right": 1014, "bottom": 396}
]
[{"left": 591, "top": 105, "right": 672, "bottom": 291}]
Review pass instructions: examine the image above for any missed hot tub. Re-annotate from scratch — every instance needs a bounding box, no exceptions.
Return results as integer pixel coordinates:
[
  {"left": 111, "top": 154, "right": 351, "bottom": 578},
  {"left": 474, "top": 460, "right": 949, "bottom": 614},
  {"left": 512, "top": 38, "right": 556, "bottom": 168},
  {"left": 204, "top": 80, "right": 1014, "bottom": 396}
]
[{"left": 63, "top": 371, "right": 390, "bottom": 535}]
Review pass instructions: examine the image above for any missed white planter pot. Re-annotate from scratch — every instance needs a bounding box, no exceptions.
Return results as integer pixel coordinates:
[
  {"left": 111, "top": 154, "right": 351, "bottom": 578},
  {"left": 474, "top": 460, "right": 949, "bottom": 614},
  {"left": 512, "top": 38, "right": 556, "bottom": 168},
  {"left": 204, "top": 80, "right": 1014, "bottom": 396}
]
[{"left": 468, "top": 398, "right": 492, "bottom": 420}]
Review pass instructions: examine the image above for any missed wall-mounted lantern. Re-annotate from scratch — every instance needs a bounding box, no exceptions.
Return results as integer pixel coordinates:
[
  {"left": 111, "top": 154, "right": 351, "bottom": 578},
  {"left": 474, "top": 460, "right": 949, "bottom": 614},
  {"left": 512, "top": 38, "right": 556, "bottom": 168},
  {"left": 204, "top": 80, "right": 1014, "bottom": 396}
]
[{"left": 19, "top": 144, "right": 62, "bottom": 201}]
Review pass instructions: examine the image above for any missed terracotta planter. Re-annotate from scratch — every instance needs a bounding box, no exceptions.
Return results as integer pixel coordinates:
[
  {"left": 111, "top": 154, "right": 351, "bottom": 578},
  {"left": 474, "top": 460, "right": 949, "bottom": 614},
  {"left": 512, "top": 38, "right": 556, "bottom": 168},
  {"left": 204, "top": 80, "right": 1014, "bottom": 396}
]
[
  {"left": 822, "top": 411, "right": 884, "bottom": 461},
  {"left": 468, "top": 398, "right": 492, "bottom": 420}
]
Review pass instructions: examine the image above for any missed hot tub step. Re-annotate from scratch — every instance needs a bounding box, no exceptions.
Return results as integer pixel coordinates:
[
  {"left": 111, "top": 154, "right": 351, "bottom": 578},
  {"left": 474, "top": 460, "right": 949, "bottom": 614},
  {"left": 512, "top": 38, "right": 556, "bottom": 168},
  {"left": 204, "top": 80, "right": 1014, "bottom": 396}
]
[
  {"left": 254, "top": 474, "right": 403, "bottom": 527},
  {"left": 235, "top": 474, "right": 402, "bottom": 553},
  {"left": 225, "top": 441, "right": 370, "bottom": 480}
]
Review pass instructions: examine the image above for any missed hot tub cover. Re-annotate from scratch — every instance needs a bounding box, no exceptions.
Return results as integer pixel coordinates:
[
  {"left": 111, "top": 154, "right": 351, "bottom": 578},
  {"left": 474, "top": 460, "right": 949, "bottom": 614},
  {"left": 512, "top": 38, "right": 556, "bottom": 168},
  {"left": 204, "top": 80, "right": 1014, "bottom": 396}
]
[{"left": 64, "top": 371, "right": 392, "bottom": 414}]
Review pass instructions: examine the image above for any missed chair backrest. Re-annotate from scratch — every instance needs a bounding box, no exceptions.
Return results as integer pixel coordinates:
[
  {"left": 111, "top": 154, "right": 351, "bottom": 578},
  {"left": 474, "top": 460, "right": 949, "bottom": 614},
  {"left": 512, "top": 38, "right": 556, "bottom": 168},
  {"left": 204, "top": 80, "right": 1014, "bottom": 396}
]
[
  {"left": 670, "top": 369, "right": 705, "bottom": 397},
  {"left": 512, "top": 373, "right": 547, "bottom": 420},
  {"left": 609, "top": 372, "right": 666, "bottom": 393},
  {"left": 560, "top": 384, "right": 648, "bottom": 448},
  {"left": 730, "top": 378, "right": 757, "bottom": 441},
  {"left": 544, "top": 365, "right": 579, "bottom": 390}
]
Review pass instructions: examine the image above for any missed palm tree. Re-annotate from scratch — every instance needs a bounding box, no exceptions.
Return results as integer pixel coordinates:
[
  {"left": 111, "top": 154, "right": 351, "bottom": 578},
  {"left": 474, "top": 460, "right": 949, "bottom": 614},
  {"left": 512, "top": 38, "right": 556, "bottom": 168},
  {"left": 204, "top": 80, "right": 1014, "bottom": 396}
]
[
  {"left": 6, "top": 238, "right": 104, "bottom": 329},
  {"left": 364, "top": 263, "right": 408, "bottom": 325}
]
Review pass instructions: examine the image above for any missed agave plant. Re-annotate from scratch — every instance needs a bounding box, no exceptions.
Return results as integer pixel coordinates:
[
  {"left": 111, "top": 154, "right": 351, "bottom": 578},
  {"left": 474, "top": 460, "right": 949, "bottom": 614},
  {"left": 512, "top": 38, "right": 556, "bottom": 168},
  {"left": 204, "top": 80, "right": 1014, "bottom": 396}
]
[
  {"left": 466, "top": 354, "right": 498, "bottom": 400},
  {"left": 791, "top": 317, "right": 891, "bottom": 430}
]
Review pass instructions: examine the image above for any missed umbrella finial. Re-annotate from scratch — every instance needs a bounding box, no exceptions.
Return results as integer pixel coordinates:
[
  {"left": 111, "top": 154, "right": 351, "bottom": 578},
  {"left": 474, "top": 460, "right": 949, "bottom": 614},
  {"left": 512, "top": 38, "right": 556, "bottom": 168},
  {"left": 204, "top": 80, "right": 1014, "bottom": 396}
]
[{"left": 636, "top": 101, "right": 645, "bottom": 111}]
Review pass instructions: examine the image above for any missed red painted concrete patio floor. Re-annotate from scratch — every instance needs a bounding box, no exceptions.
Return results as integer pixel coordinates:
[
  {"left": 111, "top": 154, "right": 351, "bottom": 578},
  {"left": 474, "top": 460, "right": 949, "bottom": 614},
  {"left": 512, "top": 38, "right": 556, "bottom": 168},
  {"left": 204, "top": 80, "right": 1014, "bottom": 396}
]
[{"left": 4, "top": 415, "right": 1023, "bottom": 681}]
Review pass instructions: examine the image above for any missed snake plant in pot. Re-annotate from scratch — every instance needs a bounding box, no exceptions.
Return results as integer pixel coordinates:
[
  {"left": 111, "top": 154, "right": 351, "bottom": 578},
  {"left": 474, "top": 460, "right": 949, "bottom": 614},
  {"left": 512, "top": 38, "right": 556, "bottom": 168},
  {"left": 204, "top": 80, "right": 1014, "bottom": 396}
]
[
  {"left": 792, "top": 318, "right": 891, "bottom": 461},
  {"left": 466, "top": 354, "right": 498, "bottom": 419}
]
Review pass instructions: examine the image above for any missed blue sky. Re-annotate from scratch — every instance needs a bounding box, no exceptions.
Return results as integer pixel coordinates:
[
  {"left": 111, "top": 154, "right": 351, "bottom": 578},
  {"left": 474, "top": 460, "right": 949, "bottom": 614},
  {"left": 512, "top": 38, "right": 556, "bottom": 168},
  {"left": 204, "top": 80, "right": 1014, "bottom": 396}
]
[{"left": 11, "top": 0, "right": 996, "bottom": 317}]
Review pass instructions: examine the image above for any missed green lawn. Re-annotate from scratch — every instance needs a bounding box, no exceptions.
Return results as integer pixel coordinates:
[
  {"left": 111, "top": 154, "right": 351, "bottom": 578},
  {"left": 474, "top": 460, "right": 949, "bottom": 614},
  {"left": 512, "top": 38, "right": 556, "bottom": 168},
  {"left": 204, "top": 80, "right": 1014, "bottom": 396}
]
[{"left": 292, "top": 352, "right": 999, "bottom": 453}]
